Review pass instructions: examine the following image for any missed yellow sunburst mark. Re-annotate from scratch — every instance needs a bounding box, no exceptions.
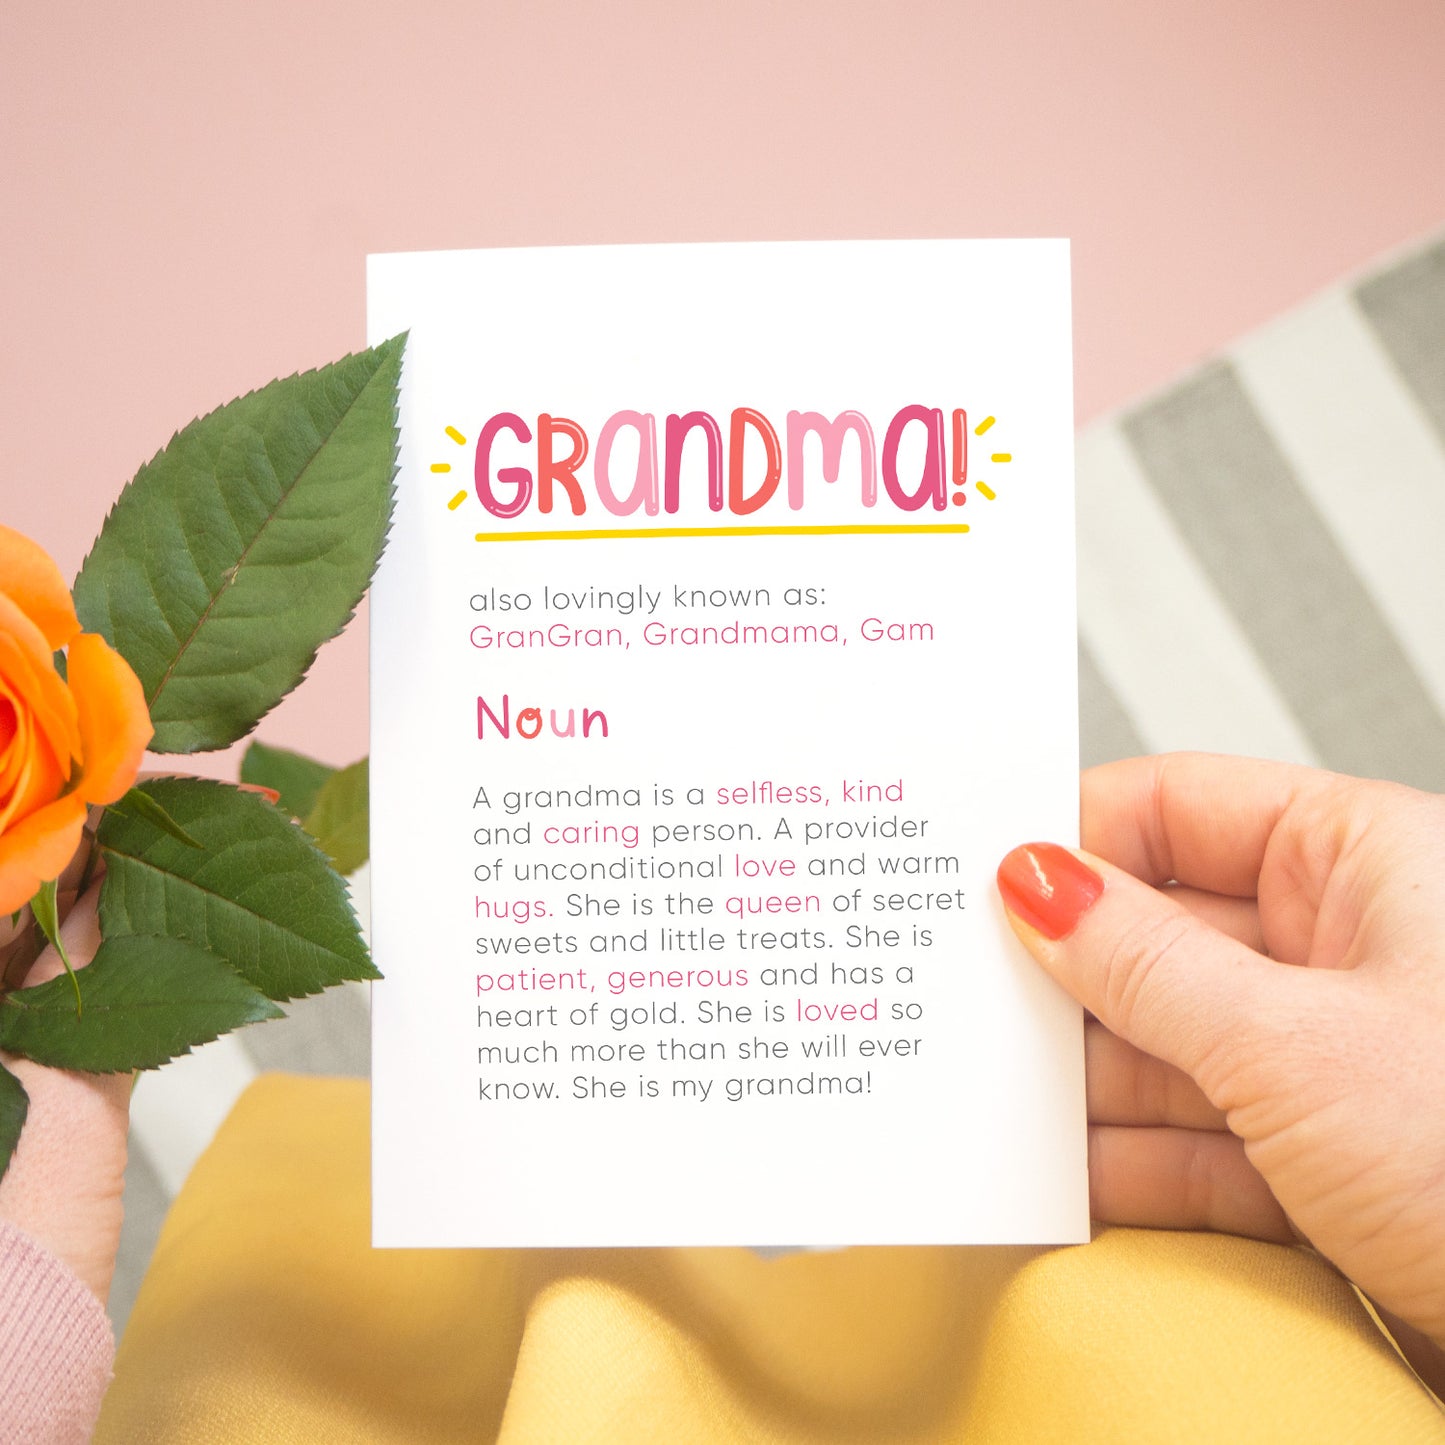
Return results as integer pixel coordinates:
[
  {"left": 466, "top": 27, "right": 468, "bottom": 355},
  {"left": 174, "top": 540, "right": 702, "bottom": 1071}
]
[
  {"left": 974, "top": 416, "right": 996, "bottom": 436},
  {"left": 976, "top": 481, "right": 996, "bottom": 500},
  {"left": 439, "top": 426, "right": 470, "bottom": 511},
  {"left": 991, "top": 453, "right": 1012, "bottom": 463}
]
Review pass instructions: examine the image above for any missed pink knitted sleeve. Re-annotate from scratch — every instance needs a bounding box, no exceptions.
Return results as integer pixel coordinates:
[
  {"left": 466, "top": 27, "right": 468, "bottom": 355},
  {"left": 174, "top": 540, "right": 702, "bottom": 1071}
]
[{"left": 0, "top": 1221, "right": 114, "bottom": 1444}]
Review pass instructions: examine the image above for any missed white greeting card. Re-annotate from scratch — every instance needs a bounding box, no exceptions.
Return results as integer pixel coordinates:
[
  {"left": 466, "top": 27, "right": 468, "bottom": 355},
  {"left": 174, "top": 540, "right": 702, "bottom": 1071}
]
[{"left": 367, "top": 240, "right": 1086, "bottom": 1247}]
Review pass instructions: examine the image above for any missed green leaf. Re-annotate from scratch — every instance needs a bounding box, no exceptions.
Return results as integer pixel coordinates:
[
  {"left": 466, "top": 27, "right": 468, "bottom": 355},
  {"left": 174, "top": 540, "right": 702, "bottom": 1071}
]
[
  {"left": 108, "top": 786, "right": 204, "bottom": 849},
  {"left": 240, "top": 740, "right": 335, "bottom": 821},
  {"left": 304, "top": 760, "right": 369, "bottom": 874},
  {"left": 30, "top": 879, "right": 82, "bottom": 1015},
  {"left": 0, "top": 935, "right": 281, "bottom": 1072},
  {"left": 73, "top": 335, "right": 405, "bottom": 753},
  {"left": 97, "top": 777, "right": 377, "bottom": 1001},
  {"left": 0, "top": 1062, "right": 28, "bottom": 1184}
]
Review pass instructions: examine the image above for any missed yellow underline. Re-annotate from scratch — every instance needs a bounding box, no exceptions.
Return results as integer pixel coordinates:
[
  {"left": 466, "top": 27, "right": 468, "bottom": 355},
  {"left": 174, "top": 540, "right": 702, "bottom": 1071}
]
[{"left": 474, "top": 524, "right": 970, "bottom": 543}]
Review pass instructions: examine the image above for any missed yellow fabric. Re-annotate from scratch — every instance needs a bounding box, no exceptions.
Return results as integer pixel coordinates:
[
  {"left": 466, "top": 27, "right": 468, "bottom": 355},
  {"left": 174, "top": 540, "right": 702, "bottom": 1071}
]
[{"left": 98, "top": 1075, "right": 1445, "bottom": 1443}]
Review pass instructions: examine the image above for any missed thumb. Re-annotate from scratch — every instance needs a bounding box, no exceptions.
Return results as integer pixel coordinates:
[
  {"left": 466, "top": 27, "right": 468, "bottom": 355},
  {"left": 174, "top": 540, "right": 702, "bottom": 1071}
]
[{"left": 996, "top": 842, "right": 1299, "bottom": 1093}]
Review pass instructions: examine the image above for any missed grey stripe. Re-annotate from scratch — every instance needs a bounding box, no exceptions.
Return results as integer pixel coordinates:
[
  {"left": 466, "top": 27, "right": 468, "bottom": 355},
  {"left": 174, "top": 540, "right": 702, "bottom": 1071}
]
[
  {"left": 1355, "top": 238, "right": 1445, "bottom": 445},
  {"left": 1122, "top": 361, "right": 1445, "bottom": 790},
  {"left": 111, "top": 1144, "right": 172, "bottom": 1340},
  {"left": 241, "top": 985, "right": 370, "bottom": 1078},
  {"left": 1078, "top": 638, "right": 1147, "bottom": 766}
]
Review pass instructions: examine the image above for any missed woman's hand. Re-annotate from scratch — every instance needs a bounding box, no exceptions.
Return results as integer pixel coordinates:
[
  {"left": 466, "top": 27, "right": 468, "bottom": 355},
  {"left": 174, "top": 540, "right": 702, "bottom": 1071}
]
[
  {"left": 997, "top": 754, "right": 1445, "bottom": 1387},
  {"left": 0, "top": 887, "right": 129, "bottom": 1304}
]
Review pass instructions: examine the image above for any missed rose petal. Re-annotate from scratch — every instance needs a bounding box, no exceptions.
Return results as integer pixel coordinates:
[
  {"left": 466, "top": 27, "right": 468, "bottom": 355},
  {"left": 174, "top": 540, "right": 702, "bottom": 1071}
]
[
  {"left": 0, "top": 686, "right": 20, "bottom": 803},
  {"left": 0, "top": 525, "right": 81, "bottom": 651},
  {"left": 0, "top": 701, "right": 66, "bottom": 836},
  {"left": 68, "top": 633, "right": 153, "bottom": 805},
  {"left": 0, "top": 592, "right": 80, "bottom": 778},
  {"left": 0, "top": 791, "right": 86, "bottom": 916}
]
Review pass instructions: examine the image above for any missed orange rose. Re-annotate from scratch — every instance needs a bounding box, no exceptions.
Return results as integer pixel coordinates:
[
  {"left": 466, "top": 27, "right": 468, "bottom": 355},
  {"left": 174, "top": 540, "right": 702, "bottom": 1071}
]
[{"left": 0, "top": 525, "right": 153, "bottom": 914}]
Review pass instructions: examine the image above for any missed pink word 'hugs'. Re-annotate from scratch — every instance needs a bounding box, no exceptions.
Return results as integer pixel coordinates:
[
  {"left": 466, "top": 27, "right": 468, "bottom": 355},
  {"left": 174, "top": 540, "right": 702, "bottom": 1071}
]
[{"left": 472, "top": 408, "right": 974, "bottom": 519}]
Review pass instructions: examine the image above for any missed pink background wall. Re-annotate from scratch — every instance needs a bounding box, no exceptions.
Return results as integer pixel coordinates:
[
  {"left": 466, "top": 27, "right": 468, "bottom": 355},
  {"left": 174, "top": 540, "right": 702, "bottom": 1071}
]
[{"left": 4, "top": 0, "right": 1444, "bottom": 776}]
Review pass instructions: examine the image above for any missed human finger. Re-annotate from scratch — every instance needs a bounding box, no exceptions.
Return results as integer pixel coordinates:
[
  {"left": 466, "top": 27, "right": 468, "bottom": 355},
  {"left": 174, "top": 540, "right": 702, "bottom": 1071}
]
[
  {"left": 0, "top": 889, "right": 130, "bottom": 1301},
  {"left": 2, "top": 889, "right": 128, "bottom": 1114},
  {"left": 1085, "top": 1022, "right": 1227, "bottom": 1129},
  {"left": 2, "top": 796, "right": 110, "bottom": 962},
  {"left": 21, "top": 879, "right": 105, "bottom": 989},
  {"left": 1164, "top": 886, "right": 1265, "bottom": 953},
  {"left": 1081, "top": 753, "right": 1327, "bottom": 895},
  {"left": 1088, "top": 1124, "right": 1295, "bottom": 1241},
  {"left": 996, "top": 841, "right": 1308, "bottom": 1093}
]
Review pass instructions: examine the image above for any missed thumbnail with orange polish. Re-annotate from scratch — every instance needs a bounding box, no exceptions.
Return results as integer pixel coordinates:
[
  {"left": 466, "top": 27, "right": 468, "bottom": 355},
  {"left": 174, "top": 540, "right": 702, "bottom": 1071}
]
[{"left": 997, "top": 843, "right": 1104, "bottom": 940}]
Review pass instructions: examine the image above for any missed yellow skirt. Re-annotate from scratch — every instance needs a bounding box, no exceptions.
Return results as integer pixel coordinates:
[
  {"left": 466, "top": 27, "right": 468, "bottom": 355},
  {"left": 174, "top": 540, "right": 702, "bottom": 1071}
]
[{"left": 98, "top": 1075, "right": 1445, "bottom": 1443}]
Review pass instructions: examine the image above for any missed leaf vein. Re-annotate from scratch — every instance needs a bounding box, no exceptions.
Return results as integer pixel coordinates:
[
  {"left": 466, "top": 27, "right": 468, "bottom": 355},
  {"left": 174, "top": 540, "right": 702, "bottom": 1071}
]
[{"left": 144, "top": 356, "right": 391, "bottom": 715}]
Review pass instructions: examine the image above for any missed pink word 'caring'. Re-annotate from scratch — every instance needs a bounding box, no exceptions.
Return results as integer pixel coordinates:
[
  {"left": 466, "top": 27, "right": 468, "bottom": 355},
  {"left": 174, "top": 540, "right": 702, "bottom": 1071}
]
[{"left": 473, "top": 408, "right": 974, "bottom": 519}]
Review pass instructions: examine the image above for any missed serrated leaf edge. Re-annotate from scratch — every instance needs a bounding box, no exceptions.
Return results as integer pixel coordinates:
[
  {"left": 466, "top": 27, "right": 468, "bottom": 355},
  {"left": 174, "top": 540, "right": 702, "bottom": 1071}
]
[
  {"left": 75, "top": 334, "right": 406, "bottom": 754},
  {"left": 0, "top": 936, "right": 285, "bottom": 1074},
  {"left": 98, "top": 779, "right": 379, "bottom": 1000}
]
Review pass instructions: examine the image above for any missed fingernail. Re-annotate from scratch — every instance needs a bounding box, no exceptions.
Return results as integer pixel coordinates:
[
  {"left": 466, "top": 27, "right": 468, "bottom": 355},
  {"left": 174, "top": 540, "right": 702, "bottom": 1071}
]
[{"left": 996, "top": 843, "right": 1104, "bottom": 940}]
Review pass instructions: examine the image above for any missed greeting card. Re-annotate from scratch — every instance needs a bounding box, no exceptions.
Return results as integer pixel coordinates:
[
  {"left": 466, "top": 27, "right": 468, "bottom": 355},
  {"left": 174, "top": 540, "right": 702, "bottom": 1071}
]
[{"left": 368, "top": 241, "right": 1086, "bottom": 1246}]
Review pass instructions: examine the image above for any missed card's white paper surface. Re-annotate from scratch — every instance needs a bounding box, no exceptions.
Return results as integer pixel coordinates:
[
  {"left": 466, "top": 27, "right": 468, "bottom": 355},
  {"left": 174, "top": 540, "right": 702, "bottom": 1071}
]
[{"left": 368, "top": 240, "right": 1087, "bottom": 1247}]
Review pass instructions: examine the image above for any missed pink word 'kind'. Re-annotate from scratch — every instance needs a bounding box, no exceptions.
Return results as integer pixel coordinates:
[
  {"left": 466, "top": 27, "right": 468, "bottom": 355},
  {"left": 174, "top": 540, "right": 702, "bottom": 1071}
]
[{"left": 472, "top": 407, "right": 974, "bottom": 519}]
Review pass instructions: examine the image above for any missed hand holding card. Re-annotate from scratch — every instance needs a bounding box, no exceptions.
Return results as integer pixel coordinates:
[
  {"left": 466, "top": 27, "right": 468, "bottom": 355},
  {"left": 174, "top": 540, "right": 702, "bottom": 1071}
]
[{"left": 367, "top": 240, "right": 1086, "bottom": 1248}]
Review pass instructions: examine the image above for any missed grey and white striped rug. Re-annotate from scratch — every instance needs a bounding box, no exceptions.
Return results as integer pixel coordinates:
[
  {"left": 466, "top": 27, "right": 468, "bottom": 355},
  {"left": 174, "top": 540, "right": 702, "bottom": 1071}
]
[{"left": 110, "top": 232, "right": 1445, "bottom": 1336}]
